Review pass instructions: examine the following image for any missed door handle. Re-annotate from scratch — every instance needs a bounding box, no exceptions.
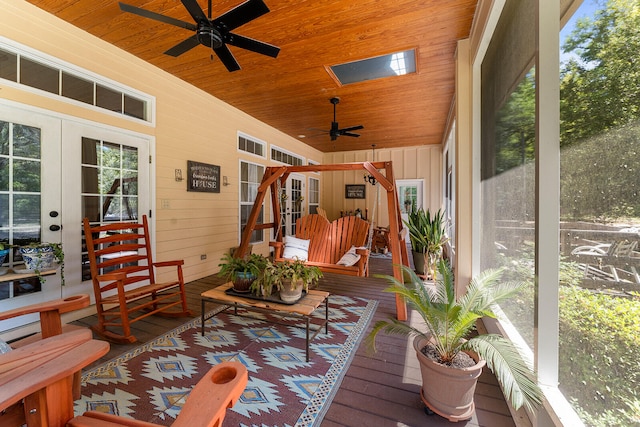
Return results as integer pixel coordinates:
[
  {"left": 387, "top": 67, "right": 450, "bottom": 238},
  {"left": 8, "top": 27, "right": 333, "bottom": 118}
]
[{"left": 49, "top": 224, "right": 61, "bottom": 231}]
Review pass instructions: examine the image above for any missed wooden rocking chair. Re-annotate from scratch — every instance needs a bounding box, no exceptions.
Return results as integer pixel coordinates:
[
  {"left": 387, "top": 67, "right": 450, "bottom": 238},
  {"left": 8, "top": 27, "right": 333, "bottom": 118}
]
[{"left": 83, "top": 216, "right": 192, "bottom": 344}]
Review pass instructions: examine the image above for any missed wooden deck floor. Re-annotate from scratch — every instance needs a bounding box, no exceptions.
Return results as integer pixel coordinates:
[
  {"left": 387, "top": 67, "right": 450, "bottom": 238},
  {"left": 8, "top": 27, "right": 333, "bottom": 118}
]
[{"left": 73, "top": 255, "right": 518, "bottom": 427}]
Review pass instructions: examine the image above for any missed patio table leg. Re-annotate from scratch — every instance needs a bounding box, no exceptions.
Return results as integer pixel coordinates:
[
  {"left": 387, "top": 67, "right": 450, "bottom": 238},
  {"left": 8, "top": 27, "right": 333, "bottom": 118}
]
[{"left": 306, "top": 317, "right": 310, "bottom": 362}]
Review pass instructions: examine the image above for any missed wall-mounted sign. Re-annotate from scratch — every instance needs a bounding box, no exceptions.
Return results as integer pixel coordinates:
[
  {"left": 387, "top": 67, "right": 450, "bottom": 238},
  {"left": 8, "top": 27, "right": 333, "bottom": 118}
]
[
  {"left": 187, "top": 160, "right": 220, "bottom": 193},
  {"left": 345, "top": 184, "right": 366, "bottom": 199}
]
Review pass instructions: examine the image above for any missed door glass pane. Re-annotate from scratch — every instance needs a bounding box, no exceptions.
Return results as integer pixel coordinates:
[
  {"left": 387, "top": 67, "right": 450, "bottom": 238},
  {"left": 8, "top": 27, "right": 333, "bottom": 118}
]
[
  {"left": 81, "top": 137, "right": 138, "bottom": 224},
  {"left": 13, "top": 159, "right": 40, "bottom": 192},
  {"left": 0, "top": 120, "right": 43, "bottom": 298},
  {"left": 81, "top": 137, "right": 140, "bottom": 281},
  {"left": 13, "top": 124, "right": 41, "bottom": 158}
]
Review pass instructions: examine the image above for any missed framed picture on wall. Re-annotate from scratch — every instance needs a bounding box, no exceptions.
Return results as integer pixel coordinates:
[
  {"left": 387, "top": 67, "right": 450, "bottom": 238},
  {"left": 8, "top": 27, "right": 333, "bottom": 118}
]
[{"left": 345, "top": 184, "right": 366, "bottom": 199}]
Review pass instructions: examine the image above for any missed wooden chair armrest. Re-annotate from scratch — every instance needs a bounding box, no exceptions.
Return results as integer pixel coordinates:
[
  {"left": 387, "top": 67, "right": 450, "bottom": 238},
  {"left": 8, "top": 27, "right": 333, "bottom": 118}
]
[
  {"left": 153, "top": 260, "right": 185, "bottom": 268},
  {"left": 0, "top": 294, "right": 90, "bottom": 339},
  {"left": 0, "top": 330, "right": 107, "bottom": 411},
  {"left": 96, "top": 272, "right": 127, "bottom": 282},
  {"left": 68, "top": 362, "right": 248, "bottom": 427},
  {"left": 173, "top": 361, "right": 248, "bottom": 427},
  {"left": 0, "top": 294, "right": 90, "bottom": 322}
]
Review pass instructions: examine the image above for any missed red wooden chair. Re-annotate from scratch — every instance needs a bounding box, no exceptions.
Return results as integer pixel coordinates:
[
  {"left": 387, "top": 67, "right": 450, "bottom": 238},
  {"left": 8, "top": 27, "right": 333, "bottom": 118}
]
[{"left": 83, "top": 215, "right": 192, "bottom": 344}]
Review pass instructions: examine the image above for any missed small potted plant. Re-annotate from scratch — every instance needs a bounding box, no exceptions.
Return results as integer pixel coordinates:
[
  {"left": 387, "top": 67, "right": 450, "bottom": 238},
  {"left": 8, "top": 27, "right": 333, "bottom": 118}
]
[
  {"left": 276, "top": 259, "right": 323, "bottom": 303},
  {"left": 254, "top": 259, "right": 323, "bottom": 303},
  {"left": 18, "top": 242, "right": 65, "bottom": 285},
  {"left": 367, "top": 260, "right": 543, "bottom": 421},
  {"left": 218, "top": 252, "right": 268, "bottom": 293}
]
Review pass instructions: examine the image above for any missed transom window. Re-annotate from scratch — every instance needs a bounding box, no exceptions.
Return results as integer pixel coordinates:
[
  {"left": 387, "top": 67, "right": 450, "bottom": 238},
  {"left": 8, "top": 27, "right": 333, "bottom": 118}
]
[
  {"left": 238, "top": 133, "right": 265, "bottom": 157},
  {"left": 271, "top": 146, "right": 303, "bottom": 166},
  {"left": 0, "top": 40, "right": 151, "bottom": 122}
]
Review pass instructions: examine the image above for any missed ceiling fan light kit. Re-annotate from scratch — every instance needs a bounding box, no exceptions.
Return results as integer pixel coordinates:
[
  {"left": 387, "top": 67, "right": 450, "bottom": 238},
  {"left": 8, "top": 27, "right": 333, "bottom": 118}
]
[{"left": 119, "top": 0, "right": 280, "bottom": 72}]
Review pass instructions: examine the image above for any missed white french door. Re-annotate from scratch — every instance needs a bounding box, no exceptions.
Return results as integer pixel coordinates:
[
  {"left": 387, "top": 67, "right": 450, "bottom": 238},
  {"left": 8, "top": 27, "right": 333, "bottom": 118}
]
[
  {"left": 61, "top": 121, "right": 150, "bottom": 299},
  {"left": 396, "top": 179, "right": 424, "bottom": 225},
  {"left": 0, "top": 104, "right": 63, "bottom": 330},
  {"left": 0, "top": 102, "right": 151, "bottom": 333},
  {"left": 280, "top": 173, "right": 305, "bottom": 236}
]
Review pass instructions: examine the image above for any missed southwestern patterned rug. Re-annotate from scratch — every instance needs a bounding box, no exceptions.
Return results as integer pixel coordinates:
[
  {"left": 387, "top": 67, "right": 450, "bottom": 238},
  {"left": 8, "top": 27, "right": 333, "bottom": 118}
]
[{"left": 74, "top": 294, "right": 378, "bottom": 427}]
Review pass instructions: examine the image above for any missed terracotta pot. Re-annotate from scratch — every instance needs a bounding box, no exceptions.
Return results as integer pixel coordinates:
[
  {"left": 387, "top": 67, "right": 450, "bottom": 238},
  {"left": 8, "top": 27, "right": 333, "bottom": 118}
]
[
  {"left": 279, "top": 279, "right": 303, "bottom": 303},
  {"left": 413, "top": 336, "right": 486, "bottom": 422}
]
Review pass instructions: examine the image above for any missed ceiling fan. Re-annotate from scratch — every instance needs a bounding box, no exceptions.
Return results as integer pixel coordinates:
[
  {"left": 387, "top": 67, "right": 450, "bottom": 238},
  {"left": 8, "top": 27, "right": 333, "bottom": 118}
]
[
  {"left": 118, "top": 0, "right": 280, "bottom": 72},
  {"left": 314, "top": 97, "right": 364, "bottom": 141}
]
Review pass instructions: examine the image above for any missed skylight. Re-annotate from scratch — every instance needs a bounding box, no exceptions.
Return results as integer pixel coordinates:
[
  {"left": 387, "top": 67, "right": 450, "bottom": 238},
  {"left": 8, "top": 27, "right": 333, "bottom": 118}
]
[{"left": 329, "top": 49, "right": 416, "bottom": 85}]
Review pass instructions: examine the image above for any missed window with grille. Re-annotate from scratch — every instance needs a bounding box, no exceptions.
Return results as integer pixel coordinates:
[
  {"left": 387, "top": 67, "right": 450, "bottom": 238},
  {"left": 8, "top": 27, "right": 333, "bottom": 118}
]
[{"left": 240, "top": 161, "right": 265, "bottom": 244}]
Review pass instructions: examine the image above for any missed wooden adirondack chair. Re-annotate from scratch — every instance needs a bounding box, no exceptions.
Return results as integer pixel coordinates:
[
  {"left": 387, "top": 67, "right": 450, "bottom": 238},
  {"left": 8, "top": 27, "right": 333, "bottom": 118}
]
[
  {"left": 0, "top": 295, "right": 107, "bottom": 427},
  {"left": 67, "top": 362, "right": 247, "bottom": 427}
]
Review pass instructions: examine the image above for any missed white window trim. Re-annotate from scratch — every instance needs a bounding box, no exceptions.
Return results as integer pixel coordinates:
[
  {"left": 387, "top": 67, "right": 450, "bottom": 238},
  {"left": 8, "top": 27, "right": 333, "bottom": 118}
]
[
  {"left": 270, "top": 144, "right": 305, "bottom": 166},
  {"left": 237, "top": 131, "right": 267, "bottom": 159},
  {"left": 238, "top": 160, "right": 265, "bottom": 245},
  {"left": 0, "top": 37, "right": 155, "bottom": 126}
]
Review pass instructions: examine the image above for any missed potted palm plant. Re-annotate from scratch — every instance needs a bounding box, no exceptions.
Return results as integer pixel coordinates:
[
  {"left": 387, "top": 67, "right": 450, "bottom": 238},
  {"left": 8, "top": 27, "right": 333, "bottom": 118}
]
[
  {"left": 367, "top": 260, "right": 543, "bottom": 422},
  {"left": 218, "top": 253, "right": 268, "bottom": 293},
  {"left": 404, "top": 208, "right": 448, "bottom": 278}
]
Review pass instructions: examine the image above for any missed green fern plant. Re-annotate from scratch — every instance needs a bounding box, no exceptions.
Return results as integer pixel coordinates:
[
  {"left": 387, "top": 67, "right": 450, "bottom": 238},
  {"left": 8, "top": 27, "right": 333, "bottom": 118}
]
[{"left": 367, "top": 260, "right": 543, "bottom": 412}]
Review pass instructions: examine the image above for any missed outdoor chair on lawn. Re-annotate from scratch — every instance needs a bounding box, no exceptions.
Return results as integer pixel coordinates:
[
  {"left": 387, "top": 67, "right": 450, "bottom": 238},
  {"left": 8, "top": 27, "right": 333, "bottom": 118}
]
[{"left": 83, "top": 215, "right": 192, "bottom": 344}]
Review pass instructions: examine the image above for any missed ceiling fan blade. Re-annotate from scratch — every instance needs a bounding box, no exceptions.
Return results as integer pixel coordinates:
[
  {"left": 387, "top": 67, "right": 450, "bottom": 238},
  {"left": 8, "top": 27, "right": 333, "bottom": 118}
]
[
  {"left": 341, "top": 132, "right": 361, "bottom": 138},
  {"left": 214, "top": 44, "right": 241, "bottom": 72},
  {"left": 180, "top": 0, "right": 208, "bottom": 24},
  {"left": 340, "top": 125, "right": 364, "bottom": 132},
  {"left": 213, "top": 0, "right": 270, "bottom": 31},
  {"left": 164, "top": 35, "right": 200, "bottom": 57},
  {"left": 226, "top": 33, "right": 280, "bottom": 58},
  {"left": 119, "top": 2, "right": 197, "bottom": 31}
]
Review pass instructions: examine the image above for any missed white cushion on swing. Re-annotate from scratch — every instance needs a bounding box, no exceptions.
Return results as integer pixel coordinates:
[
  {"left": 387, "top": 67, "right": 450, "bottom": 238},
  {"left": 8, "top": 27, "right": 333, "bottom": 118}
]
[
  {"left": 283, "top": 236, "right": 310, "bottom": 261},
  {"left": 337, "top": 246, "right": 362, "bottom": 267}
]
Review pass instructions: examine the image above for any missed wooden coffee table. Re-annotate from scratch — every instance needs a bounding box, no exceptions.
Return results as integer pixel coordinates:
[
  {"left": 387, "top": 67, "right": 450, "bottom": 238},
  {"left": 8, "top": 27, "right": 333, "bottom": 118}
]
[{"left": 201, "top": 282, "right": 330, "bottom": 361}]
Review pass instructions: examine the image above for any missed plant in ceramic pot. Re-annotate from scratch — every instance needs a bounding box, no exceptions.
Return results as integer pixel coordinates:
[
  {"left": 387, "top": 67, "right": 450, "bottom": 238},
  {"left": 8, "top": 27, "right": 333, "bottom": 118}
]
[
  {"left": 255, "top": 259, "right": 323, "bottom": 303},
  {"left": 218, "top": 253, "right": 268, "bottom": 293},
  {"left": 403, "top": 208, "right": 448, "bottom": 279},
  {"left": 275, "top": 259, "right": 323, "bottom": 303},
  {"left": 367, "top": 260, "right": 543, "bottom": 422},
  {"left": 18, "top": 242, "right": 65, "bottom": 285}
]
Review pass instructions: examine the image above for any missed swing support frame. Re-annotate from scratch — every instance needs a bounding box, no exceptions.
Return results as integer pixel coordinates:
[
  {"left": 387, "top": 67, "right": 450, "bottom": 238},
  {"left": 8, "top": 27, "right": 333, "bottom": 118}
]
[{"left": 235, "top": 161, "right": 409, "bottom": 320}]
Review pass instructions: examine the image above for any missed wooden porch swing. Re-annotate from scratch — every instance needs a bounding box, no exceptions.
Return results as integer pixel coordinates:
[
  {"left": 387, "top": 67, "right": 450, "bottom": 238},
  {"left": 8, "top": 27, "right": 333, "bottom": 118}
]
[{"left": 235, "top": 161, "right": 410, "bottom": 320}]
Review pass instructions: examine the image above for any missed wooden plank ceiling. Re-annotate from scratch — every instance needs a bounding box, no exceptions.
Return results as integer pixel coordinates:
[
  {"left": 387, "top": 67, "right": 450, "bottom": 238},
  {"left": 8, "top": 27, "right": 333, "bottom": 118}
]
[{"left": 27, "top": 0, "right": 477, "bottom": 153}]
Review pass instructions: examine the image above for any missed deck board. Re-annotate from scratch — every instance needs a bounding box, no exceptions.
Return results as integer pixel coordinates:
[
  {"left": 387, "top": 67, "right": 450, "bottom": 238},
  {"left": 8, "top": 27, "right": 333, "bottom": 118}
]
[{"left": 73, "top": 255, "right": 516, "bottom": 426}]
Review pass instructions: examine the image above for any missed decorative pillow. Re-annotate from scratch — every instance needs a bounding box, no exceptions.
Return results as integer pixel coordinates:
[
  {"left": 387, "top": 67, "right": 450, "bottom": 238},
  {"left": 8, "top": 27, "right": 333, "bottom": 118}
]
[
  {"left": 337, "top": 246, "right": 362, "bottom": 267},
  {"left": 282, "top": 236, "right": 310, "bottom": 261}
]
